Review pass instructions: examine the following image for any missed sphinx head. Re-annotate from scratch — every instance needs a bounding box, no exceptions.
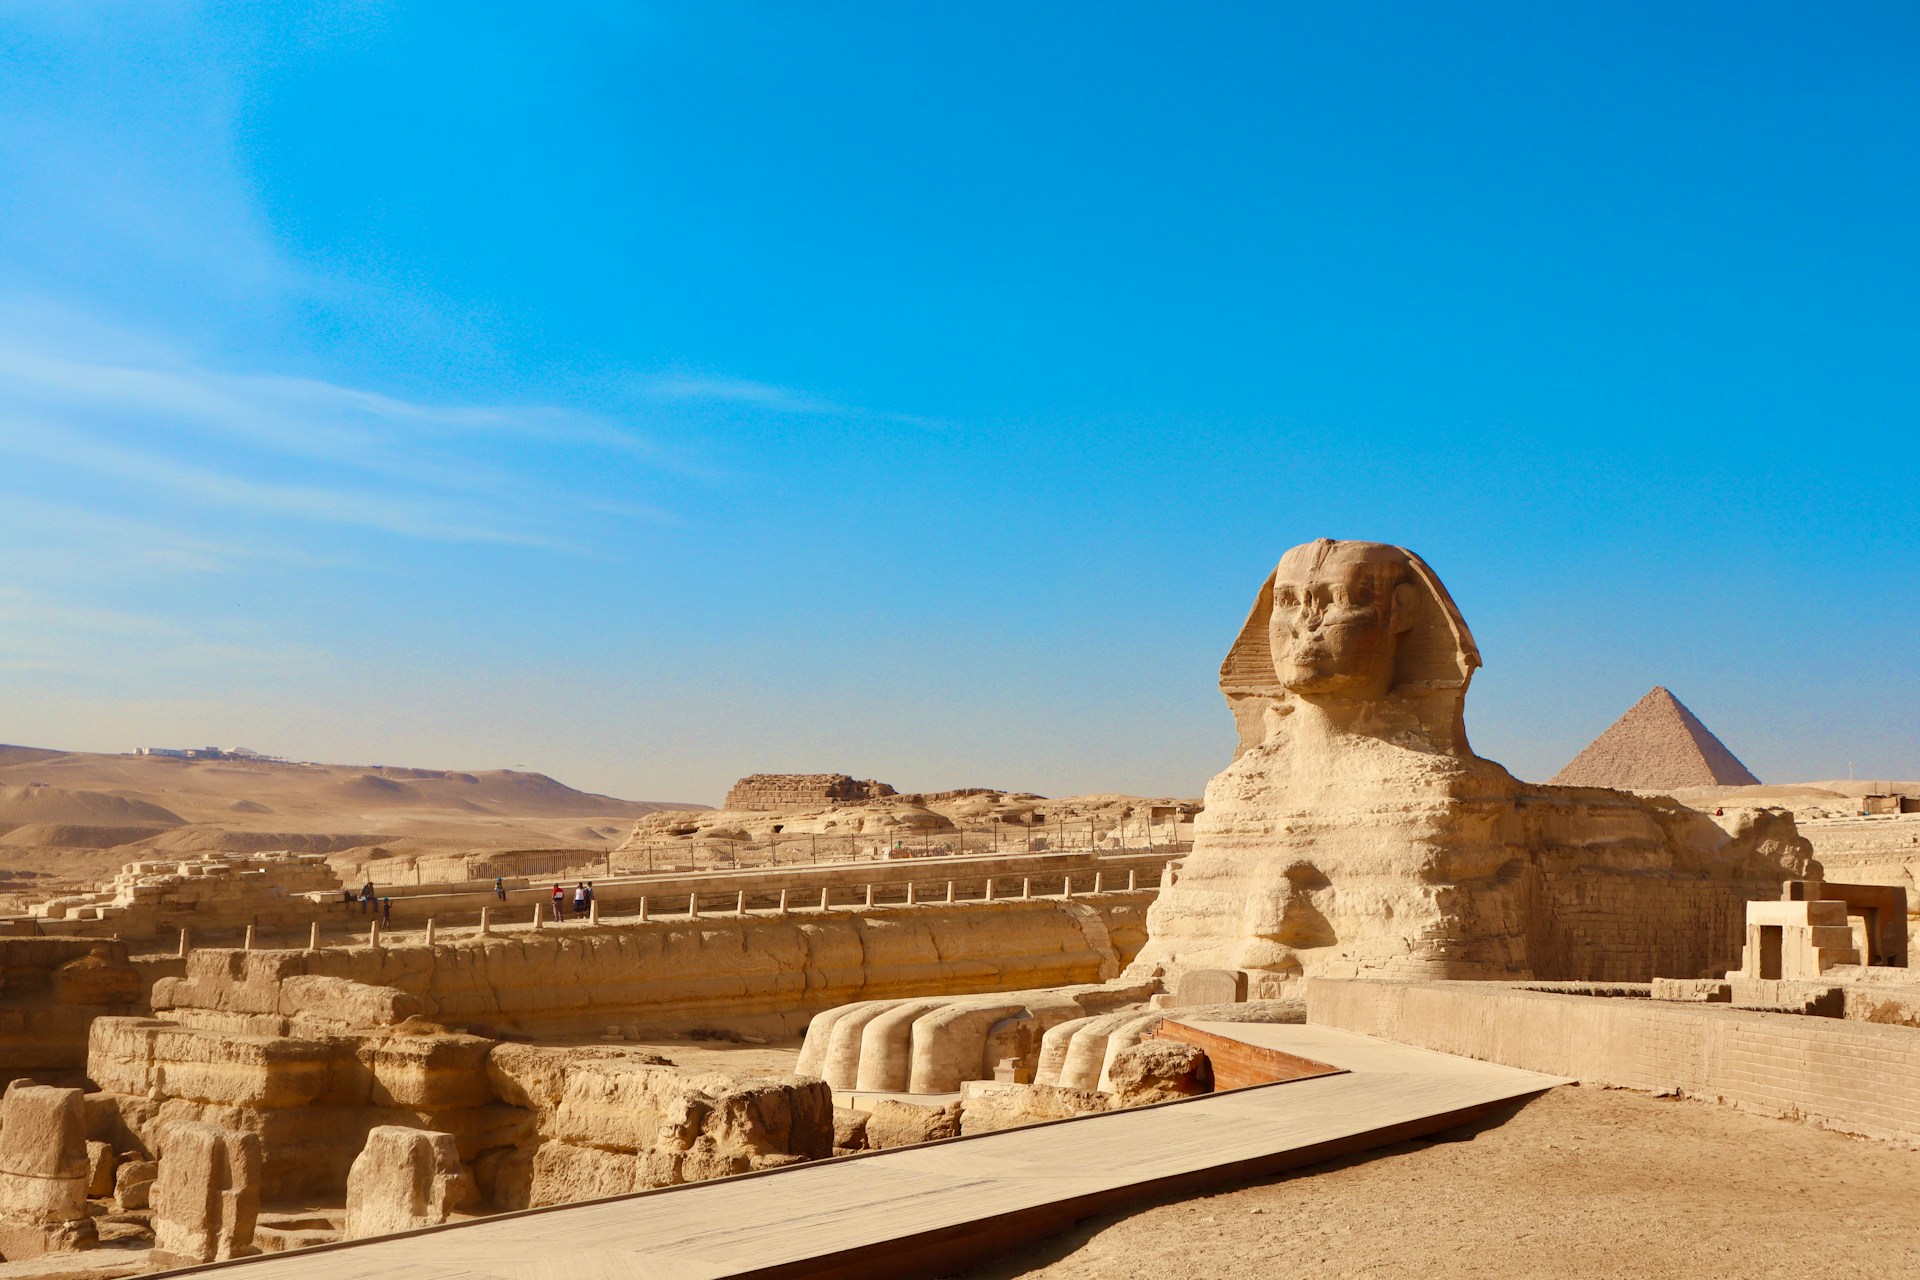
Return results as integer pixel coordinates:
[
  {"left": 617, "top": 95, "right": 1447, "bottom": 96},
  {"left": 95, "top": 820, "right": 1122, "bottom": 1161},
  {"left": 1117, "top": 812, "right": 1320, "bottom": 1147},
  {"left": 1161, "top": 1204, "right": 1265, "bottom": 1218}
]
[{"left": 1219, "top": 538, "right": 1482, "bottom": 750}]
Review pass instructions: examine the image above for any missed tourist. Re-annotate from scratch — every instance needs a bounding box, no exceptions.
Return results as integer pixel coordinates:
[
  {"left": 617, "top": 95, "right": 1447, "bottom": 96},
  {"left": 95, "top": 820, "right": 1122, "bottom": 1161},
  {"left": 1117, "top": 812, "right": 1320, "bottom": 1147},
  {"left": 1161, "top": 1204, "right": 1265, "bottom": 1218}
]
[
  {"left": 494, "top": 875, "right": 506, "bottom": 902},
  {"left": 380, "top": 897, "right": 392, "bottom": 925},
  {"left": 550, "top": 884, "right": 564, "bottom": 921},
  {"left": 573, "top": 881, "right": 588, "bottom": 917},
  {"left": 359, "top": 881, "right": 374, "bottom": 914}
]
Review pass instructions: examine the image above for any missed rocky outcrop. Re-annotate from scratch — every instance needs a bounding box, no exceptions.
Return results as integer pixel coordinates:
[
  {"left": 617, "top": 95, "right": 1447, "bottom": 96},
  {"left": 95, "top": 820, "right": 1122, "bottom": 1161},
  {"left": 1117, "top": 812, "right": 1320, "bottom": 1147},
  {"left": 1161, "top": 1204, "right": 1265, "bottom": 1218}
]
[{"left": 1106, "top": 1041, "right": 1212, "bottom": 1105}]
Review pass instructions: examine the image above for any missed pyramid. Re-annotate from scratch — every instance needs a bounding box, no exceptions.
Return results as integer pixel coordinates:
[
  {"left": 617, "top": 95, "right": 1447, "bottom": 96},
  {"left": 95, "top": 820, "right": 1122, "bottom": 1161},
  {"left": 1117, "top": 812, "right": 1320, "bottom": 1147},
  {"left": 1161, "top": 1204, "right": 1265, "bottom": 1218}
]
[{"left": 1549, "top": 686, "right": 1761, "bottom": 789}]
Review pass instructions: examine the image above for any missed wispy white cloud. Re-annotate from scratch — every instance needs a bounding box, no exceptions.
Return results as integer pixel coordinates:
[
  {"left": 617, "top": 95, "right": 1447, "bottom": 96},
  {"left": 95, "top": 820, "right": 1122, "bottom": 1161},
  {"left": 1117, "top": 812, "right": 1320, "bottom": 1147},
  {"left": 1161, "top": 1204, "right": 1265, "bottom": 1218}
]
[
  {"left": 644, "top": 372, "right": 945, "bottom": 431},
  {"left": 0, "top": 311, "right": 681, "bottom": 554}
]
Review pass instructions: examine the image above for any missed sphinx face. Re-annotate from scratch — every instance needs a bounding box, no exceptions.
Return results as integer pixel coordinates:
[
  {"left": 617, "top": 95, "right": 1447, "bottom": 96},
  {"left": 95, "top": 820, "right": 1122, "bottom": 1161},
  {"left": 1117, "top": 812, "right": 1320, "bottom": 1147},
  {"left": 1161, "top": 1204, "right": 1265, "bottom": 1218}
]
[{"left": 1267, "top": 541, "right": 1419, "bottom": 700}]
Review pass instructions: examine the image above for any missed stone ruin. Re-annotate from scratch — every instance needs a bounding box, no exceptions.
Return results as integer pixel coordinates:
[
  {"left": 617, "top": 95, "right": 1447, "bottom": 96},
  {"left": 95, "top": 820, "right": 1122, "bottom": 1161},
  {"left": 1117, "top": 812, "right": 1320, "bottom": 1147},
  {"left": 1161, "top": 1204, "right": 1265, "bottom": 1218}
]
[
  {"left": 722, "top": 774, "right": 898, "bottom": 810},
  {"left": 800, "top": 538, "right": 1823, "bottom": 1100}
]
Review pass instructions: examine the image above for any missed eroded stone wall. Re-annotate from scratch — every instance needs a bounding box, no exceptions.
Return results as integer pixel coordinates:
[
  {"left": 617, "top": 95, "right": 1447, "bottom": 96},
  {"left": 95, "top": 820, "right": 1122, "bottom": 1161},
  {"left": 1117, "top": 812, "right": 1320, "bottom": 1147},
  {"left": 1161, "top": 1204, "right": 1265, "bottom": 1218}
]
[{"left": 722, "top": 774, "right": 898, "bottom": 810}]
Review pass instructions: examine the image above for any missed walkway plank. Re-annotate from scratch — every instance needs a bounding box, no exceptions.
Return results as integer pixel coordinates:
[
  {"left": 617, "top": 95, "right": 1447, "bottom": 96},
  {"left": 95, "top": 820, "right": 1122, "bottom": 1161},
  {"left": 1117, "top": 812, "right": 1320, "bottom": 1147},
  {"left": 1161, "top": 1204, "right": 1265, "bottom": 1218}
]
[{"left": 166, "top": 1026, "right": 1564, "bottom": 1280}]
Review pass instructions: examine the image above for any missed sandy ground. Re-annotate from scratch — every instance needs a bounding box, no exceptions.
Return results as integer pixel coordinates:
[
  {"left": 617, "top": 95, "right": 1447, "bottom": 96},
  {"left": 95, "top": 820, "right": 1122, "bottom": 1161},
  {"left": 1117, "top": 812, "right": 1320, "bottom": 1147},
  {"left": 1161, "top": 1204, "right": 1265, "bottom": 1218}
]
[{"left": 961, "top": 1085, "right": 1920, "bottom": 1280}]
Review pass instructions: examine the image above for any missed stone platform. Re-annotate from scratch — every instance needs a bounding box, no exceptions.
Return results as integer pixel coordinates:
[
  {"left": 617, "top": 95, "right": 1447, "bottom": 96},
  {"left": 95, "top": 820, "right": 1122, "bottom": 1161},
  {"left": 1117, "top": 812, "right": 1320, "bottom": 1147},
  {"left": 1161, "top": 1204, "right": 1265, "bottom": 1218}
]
[{"left": 158, "top": 1024, "right": 1563, "bottom": 1279}]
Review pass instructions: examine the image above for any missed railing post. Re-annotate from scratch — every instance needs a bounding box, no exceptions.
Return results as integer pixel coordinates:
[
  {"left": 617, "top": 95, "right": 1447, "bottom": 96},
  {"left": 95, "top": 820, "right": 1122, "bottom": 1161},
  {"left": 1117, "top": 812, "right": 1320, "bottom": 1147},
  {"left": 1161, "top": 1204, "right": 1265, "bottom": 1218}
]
[
  {"left": 370, "top": 921, "right": 382, "bottom": 948},
  {"left": 1128, "top": 868, "right": 1137, "bottom": 891},
  {"left": 778, "top": 889, "right": 789, "bottom": 915},
  {"left": 1062, "top": 876, "right": 1072, "bottom": 898},
  {"left": 820, "top": 886, "right": 831, "bottom": 912},
  {"left": 479, "top": 907, "right": 491, "bottom": 936},
  {"left": 242, "top": 925, "right": 255, "bottom": 951},
  {"left": 425, "top": 918, "right": 437, "bottom": 945},
  {"left": 946, "top": 881, "right": 955, "bottom": 904},
  {"left": 533, "top": 903, "right": 543, "bottom": 930},
  {"left": 308, "top": 921, "right": 321, "bottom": 950},
  {"left": 638, "top": 896, "right": 649, "bottom": 922},
  {"left": 984, "top": 878, "right": 995, "bottom": 902},
  {"left": 1094, "top": 870, "right": 1104, "bottom": 894},
  {"left": 689, "top": 893, "right": 700, "bottom": 919},
  {"left": 588, "top": 900, "right": 600, "bottom": 924},
  {"left": 736, "top": 891, "right": 747, "bottom": 917},
  {"left": 178, "top": 927, "right": 190, "bottom": 958},
  {"left": 864, "top": 884, "right": 875, "bottom": 909},
  {"left": 1021, "top": 877, "right": 1031, "bottom": 900},
  {"left": 906, "top": 882, "right": 917, "bottom": 906}
]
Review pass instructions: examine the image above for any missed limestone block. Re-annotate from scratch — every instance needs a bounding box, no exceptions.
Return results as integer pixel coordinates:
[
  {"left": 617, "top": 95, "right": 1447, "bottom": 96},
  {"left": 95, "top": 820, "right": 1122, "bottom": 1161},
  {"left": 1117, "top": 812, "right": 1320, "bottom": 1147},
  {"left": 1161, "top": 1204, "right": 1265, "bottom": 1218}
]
[
  {"left": 0, "top": 1082, "right": 97, "bottom": 1258},
  {"left": 959, "top": 1083, "right": 1109, "bottom": 1136},
  {"left": 831, "top": 1108, "right": 868, "bottom": 1152},
  {"left": 1650, "top": 978, "right": 1732, "bottom": 1002},
  {"left": 1107, "top": 1041, "right": 1212, "bottom": 1106},
  {"left": 862, "top": 1099, "right": 960, "bottom": 1150},
  {"left": 50, "top": 949, "right": 143, "bottom": 1008},
  {"left": 362, "top": 1034, "right": 493, "bottom": 1110},
  {"left": 112, "top": 1160, "right": 156, "bottom": 1210},
  {"left": 83, "top": 1143, "right": 114, "bottom": 1199},
  {"left": 526, "top": 1143, "right": 650, "bottom": 1208},
  {"left": 86, "top": 1019, "right": 339, "bottom": 1109},
  {"left": 281, "top": 976, "right": 425, "bottom": 1032},
  {"left": 695, "top": 1075, "right": 832, "bottom": 1162},
  {"left": 546, "top": 1063, "right": 709, "bottom": 1152},
  {"left": 343, "top": 1127, "right": 472, "bottom": 1239},
  {"left": 150, "top": 1122, "right": 261, "bottom": 1265},
  {"left": 1172, "top": 969, "right": 1247, "bottom": 1007}
]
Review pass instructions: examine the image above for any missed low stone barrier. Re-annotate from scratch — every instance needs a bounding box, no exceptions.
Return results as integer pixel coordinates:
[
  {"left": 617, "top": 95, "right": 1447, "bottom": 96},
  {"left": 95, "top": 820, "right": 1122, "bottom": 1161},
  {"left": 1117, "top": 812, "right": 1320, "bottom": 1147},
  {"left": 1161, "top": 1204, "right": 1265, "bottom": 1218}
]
[{"left": 1308, "top": 977, "right": 1920, "bottom": 1145}]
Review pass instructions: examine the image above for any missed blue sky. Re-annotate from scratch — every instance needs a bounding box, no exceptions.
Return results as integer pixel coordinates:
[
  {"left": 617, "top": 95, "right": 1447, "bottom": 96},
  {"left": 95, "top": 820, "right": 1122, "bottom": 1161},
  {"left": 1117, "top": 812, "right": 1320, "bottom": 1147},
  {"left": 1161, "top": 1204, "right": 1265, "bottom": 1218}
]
[{"left": 1, "top": 2, "right": 1915, "bottom": 802}]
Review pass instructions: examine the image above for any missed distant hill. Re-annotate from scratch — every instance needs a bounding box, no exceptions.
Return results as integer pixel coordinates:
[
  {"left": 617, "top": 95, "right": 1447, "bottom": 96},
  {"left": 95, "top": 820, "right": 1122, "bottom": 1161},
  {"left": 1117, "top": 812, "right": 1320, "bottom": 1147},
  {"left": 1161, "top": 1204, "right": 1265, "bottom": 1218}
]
[{"left": 0, "top": 744, "right": 703, "bottom": 861}]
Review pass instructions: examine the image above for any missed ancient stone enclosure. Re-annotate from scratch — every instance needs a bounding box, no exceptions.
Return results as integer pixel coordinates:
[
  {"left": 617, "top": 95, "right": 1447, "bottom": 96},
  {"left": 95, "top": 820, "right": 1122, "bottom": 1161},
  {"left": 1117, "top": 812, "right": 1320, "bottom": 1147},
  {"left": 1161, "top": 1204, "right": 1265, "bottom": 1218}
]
[{"left": 0, "top": 537, "right": 1910, "bottom": 1275}]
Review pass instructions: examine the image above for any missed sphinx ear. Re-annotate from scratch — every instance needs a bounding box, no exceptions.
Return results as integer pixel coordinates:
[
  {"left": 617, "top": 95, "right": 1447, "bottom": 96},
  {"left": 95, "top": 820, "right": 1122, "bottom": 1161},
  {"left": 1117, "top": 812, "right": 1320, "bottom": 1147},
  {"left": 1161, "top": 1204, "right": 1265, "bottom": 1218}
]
[{"left": 1390, "top": 581, "right": 1420, "bottom": 634}]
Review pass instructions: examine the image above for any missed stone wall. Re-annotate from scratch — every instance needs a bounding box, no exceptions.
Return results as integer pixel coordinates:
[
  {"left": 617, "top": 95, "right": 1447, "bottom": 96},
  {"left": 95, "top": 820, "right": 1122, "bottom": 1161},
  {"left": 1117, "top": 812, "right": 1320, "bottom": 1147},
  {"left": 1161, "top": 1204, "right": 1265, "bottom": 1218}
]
[
  {"left": 1519, "top": 859, "right": 1754, "bottom": 982},
  {"left": 0, "top": 939, "right": 146, "bottom": 1089},
  {"left": 1799, "top": 817, "right": 1920, "bottom": 917},
  {"left": 722, "top": 774, "right": 898, "bottom": 810},
  {"left": 1308, "top": 977, "right": 1920, "bottom": 1146},
  {"left": 149, "top": 896, "right": 1154, "bottom": 1042}
]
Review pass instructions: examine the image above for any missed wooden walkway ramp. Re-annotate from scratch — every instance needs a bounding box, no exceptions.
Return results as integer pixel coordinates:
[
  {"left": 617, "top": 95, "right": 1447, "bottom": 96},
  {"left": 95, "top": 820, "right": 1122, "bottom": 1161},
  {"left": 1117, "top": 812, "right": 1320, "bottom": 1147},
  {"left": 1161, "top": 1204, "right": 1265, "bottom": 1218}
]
[{"left": 170, "top": 1025, "right": 1565, "bottom": 1280}]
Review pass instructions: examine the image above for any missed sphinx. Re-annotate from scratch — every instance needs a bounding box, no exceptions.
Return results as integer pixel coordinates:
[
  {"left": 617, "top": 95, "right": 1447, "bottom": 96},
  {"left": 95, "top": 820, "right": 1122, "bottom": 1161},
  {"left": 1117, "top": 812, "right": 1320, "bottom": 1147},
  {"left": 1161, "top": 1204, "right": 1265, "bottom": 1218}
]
[{"left": 1127, "top": 537, "right": 1814, "bottom": 992}]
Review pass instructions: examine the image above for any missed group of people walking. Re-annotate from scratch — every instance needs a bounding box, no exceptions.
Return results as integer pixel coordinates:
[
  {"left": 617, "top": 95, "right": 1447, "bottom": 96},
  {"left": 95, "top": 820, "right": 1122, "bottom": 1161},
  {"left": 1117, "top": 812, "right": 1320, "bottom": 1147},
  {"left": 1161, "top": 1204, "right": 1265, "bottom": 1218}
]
[{"left": 550, "top": 880, "right": 595, "bottom": 919}]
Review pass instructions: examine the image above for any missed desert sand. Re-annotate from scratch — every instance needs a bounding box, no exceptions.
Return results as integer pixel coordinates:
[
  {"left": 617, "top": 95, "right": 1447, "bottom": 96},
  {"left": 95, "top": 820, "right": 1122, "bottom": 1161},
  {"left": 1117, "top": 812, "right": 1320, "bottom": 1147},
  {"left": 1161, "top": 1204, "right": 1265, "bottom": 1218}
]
[
  {"left": 0, "top": 744, "right": 698, "bottom": 910},
  {"left": 963, "top": 1084, "right": 1920, "bottom": 1280}
]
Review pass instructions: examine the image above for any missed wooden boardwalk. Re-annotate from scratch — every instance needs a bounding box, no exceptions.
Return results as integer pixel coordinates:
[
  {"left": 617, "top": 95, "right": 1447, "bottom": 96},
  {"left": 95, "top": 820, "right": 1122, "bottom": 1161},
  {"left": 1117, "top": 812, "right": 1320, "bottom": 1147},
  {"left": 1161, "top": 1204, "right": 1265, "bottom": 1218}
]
[{"left": 168, "top": 1025, "right": 1564, "bottom": 1279}]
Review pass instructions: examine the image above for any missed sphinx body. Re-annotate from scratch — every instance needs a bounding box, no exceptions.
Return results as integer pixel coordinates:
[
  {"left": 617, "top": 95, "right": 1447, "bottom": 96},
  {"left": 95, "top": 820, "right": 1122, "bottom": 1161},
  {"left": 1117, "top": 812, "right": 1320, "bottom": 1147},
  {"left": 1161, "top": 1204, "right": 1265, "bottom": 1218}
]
[{"left": 1126, "top": 538, "right": 1814, "bottom": 991}]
